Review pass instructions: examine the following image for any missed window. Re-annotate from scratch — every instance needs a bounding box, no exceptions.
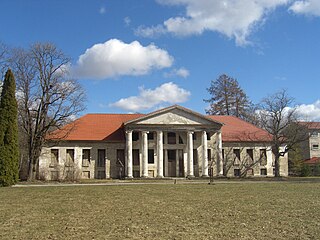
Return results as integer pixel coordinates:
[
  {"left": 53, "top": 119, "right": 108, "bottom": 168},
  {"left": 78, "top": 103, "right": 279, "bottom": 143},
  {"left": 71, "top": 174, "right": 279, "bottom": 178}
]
[
  {"left": 234, "top": 169, "right": 240, "bottom": 177},
  {"left": 147, "top": 132, "right": 154, "bottom": 140},
  {"left": 132, "top": 132, "right": 139, "bottom": 141},
  {"left": 133, "top": 149, "right": 139, "bottom": 165},
  {"left": 312, "top": 144, "right": 319, "bottom": 150},
  {"left": 66, "top": 149, "right": 74, "bottom": 166},
  {"left": 311, "top": 131, "right": 318, "bottom": 137},
  {"left": 97, "top": 149, "right": 106, "bottom": 167},
  {"left": 179, "top": 136, "right": 183, "bottom": 144},
  {"left": 116, "top": 149, "right": 125, "bottom": 167},
  {"left": 82, "top": 149, "right": 90, "bottom": 167},
  {"left": 168, "top": 132, "right": 176, "bottom": 144},
  {"left": 193, "top": 133, "right": 197, "bottom": 140},
  {"left": 148, "top": 149, "right": 155, "bottom": 164},
  {"left": 260, "top": 149, "right": 267, "bottom": 166},
  {"left": 233, "top": 149, "right": 240, "bottom": 166},
  {"left": 260, "top": 168, "right": 267, "bottom": 176},
  {"left": 208, "top": 149, "right": 212, "bottom": 162},
  {"left": 50, "top": 149, "right": 59, "bottom": 166},
  {"left": 193, "top": 149, "right": 198, "bottom": 165},
  {"left": 246, "top": 149, "right": 254, "bottom": 165},
  {"left": 168, "top": 150, "right": 176, "bottom": 161},
  {"left": 207, "top": 133, "right": 211, "bottom": 141},
  {"left": 222, "top": 149, "right": 225, "bottom": 160}
]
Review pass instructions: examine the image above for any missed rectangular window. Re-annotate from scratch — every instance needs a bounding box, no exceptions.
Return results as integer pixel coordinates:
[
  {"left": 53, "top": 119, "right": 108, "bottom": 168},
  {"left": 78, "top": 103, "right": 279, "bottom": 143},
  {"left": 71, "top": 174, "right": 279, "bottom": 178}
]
[
  {"left": 147, "top": 132, "right": 154, "bottom": 140},
  {"left": 82, "top": 149, "right": 90, "bottom": 167},
  {"left": 133, "top": 149, "right": 139, "bottom": 165},
  {"left": 234, "top": 169, "right": 240, "bottom": 177},
  {"left": 208, "top": 149, "right": 212, "bottom": 162},
  {"left": 168, "top": 132, "right": 176, "bottom": 144},
  {"left": 116, "top": 149, "right": 125, "bottom": 167},
  {"left": 312, "top": 144, "right": 319, "bottom": 150},
  {"left": 246, "top": 149, "right": 254, "bottom": 165},
  {"left": 50, "top": 149, "right": 59, "bottom": 166},
  {"left": 168, "top": 150, "right": 176, "bottom": 161},
  {"left": 222, "top": 149, "right": 225, "bottom": 160},
  {"left": 66, "top": 149, "right": 74, "bottom": 166},
  {"left": 260, "top": 168, "right": 267, "bottom": 176},
  {"left": 207, "top": 133, "right": 211, "bottom": 141},
  {"left": 233, "top": 149, "right": 240, "bottom": 166},
  {"left": 193, "top": 132, "right": 197, "bottom": 140},
  {"left": 148, "top": 149, "right": 155, "bottom": 164},
  {"left": 132, "top": 132, "right": 139, "bottom": 141},
  {"left": 193, "top": 149, "right": 198, "bottom": 165},
  {"left": 260, "top": 149, "right": 267, "bottom": 166},
  {"left": 97, "top": 149, "right": 106, "bottom": 167},
  {"left": 311, "top": 132, "right": 318, "bottom": 137}
]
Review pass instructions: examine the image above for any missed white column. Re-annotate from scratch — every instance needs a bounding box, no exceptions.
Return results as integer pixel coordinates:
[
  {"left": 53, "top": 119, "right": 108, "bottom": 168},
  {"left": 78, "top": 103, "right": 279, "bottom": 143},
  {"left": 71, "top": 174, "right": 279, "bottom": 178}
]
[
  {"left": 216, "top": 131, "right": 223, "bottom": 176},
  {"left": 157, "top": 131, "right": 164, "bottom": 178},
  {"left": 164, "top": 149, "right": 168, "bottom": 177},
  {"left": 126, "top": 130, "right": 133, "bottom": 178},
  {"left": 187, "top": 131, "right": 194, "bottom": 177},
  {"left": 176, "top": 150, "right": 180, "bottom": 177},
  {"left": 202, "top": 131, "right": 209, "bottom": 177},
  {"left": 142, "top": 131, "right": 149, "bottom": 177}
]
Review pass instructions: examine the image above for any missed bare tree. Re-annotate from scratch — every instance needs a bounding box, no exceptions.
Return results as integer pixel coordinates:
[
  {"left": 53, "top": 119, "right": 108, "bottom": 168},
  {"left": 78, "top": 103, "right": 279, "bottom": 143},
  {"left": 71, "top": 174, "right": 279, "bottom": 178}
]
[
  {"left": 258, "top": 90, "right": 308, "bottom": 177},
  {"left": 8, "top": 43, "right": 86, "bottom": 180},
  {"left": 204, "top": 74, "right": 254, "bottom": 122}
]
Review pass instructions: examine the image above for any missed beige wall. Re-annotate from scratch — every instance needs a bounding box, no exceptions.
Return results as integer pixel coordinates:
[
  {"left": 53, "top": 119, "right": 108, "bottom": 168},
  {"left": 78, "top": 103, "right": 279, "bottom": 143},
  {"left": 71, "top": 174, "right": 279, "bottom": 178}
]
[{"left": 39, "top": 136, "right": 288, "bottom": 180}]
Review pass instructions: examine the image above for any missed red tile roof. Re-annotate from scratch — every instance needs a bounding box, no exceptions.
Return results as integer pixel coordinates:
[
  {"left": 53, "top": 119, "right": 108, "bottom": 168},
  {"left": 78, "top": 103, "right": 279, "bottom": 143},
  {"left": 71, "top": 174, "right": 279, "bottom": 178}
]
[
  {"left": 298, "top": 122, "right": 320, "bottom": 129},
  {"left": 48, "top": 113, "right": 272, "bottom": 142},
  {"left": 48, "top": 114, "right": 143, "bottom": 141},
  {"left": 208, "top": 115, "right": 272, "bottom": 142},
  {"left": 304, "top": 157, "right": 320, "bottom": 165}
]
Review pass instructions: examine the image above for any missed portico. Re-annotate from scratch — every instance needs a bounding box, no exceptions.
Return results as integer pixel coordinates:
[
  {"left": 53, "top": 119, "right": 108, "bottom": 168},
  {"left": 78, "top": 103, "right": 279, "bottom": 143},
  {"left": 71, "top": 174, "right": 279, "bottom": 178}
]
[{"left": 124, "top": 105, "right": 223, "bottom": 178}]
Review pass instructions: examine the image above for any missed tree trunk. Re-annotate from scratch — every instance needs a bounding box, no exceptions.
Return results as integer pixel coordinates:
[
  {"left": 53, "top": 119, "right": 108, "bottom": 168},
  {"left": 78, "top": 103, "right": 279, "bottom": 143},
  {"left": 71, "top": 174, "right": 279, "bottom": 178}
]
[{"left": 274, "top": 154, "right": 280, "bottom": 177}]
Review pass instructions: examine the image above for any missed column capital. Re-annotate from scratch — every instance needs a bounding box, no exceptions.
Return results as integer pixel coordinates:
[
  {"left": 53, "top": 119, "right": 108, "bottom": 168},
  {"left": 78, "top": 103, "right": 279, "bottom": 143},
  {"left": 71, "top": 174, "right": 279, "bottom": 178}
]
[
  {"left": 187, "top": 131, "right": 194, "bottom": 135},
  {"left": 141, "top": 130, "right": 149, "bottom": 134},
  {"left": 125, "top": 130, "right": 133, "bottom": 134}
]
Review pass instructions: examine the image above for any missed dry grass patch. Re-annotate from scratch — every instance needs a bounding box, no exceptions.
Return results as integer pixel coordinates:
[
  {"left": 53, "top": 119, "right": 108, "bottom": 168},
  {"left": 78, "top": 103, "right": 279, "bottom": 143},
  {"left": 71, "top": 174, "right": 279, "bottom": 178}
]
[{"left": 0, "top": 182, "right": 320, "bottom": 239}]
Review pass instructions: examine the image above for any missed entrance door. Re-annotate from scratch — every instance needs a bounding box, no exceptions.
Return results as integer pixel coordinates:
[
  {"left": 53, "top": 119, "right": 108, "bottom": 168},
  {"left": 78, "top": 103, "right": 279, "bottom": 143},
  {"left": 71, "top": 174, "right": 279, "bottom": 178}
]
[
  {"left": 167, "top": 150, "right": 176, "bottom": 177},
  {"left": 178, "top": 149, "right": 184, "bottom": 177}
]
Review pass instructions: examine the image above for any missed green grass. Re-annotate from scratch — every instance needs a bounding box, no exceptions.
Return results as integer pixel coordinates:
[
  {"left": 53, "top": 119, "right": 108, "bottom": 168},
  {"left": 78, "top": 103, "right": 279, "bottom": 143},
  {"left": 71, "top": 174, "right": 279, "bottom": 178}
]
[{"left": 1, "top": 182, "right": 320, "bottom": 239}]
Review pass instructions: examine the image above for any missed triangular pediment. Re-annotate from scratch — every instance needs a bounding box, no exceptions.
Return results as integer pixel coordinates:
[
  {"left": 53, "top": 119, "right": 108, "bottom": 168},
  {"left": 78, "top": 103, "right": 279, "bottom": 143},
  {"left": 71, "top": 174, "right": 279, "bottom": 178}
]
[{"left": 125, "top": 105, "right": 223, "bottom": 127}]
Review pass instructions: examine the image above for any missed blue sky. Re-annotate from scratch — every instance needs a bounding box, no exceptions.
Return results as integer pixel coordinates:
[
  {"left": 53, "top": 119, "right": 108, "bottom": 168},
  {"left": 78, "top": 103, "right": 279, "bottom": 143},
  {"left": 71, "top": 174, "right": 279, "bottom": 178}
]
[{"left": 1, "top": 0, "right": 320, "bottom": 119}]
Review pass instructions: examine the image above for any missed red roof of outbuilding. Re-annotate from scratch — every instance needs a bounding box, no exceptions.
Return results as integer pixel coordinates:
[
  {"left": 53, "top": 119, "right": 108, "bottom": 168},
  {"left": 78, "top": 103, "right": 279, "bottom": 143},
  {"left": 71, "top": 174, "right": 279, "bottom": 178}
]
[
  {"left": 304, "top": 157, "right": 320, "bottom": 165},
  {"left": 298, "top": 122, "right": 320, "bottom": 129},
  {"left": 48, "top": 113, "right": 271, "bottom": 142}
]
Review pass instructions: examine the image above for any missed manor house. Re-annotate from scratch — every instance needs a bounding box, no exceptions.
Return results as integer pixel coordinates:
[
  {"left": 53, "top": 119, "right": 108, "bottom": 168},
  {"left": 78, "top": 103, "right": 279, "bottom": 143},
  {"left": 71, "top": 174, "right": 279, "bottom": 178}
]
[{"left": 39, "top": 105, "right": 288, "bottom": 180}]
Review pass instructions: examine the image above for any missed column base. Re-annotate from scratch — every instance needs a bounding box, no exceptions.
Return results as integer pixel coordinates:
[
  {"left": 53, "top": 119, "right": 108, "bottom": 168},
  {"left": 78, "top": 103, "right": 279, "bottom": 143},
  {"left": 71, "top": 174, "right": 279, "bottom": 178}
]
[
  {"left": 125, "top": 176, "right": 133, "bottom": 179},
  {"left": 156, "top": 175, "right": 164, "bottom": 178},
  {"left": 201, "top": 175, "right": 209, "bottom": 178}
]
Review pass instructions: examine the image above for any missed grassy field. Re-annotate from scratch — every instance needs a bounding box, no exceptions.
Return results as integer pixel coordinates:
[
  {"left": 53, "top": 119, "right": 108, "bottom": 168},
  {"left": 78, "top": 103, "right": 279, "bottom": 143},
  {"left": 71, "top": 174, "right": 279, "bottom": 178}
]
[{"left": 1, "top": 182, "right": 320, "bottom": 240}]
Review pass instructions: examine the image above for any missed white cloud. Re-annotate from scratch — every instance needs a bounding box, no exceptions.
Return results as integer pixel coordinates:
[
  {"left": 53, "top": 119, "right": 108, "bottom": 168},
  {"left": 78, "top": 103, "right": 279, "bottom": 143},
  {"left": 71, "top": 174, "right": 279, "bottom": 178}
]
[
  {"left": 99, "top": 7, "right": 106, "bottom": 14},
  {"left": 137, "top": 0, "right": 290, "bottom": 46},
  {"left": 164, "top": 67, "right": 190, "bottom": 78},
  {"left": 109, "top": 82, "right": 191, "bottom": 111},
  {"left": 124, "top": 16, "right": 131, "bottom": 26},
  {"left": 72, "top": 39, "right": 174, "bottom": 80},
  {"left": 295, "top": 100, "right": 320, "bottom": 121},
  {"left": 289, "top": 0, "right": 320, "bottom": 16}
]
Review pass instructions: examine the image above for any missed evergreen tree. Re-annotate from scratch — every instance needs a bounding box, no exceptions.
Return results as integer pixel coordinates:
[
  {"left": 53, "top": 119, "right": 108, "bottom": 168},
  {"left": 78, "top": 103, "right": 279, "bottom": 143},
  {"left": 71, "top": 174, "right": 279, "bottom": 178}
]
[
  {"left": 0, "top": 69, "right": 19, "bottom": 186},
  {"left": 204, "top": 74, "right": 252, "bottom": 120}
]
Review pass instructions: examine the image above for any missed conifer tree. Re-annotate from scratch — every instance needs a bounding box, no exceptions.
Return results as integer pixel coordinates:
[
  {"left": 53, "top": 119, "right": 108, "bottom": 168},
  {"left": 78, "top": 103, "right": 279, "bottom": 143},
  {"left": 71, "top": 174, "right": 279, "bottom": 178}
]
[
  {"left": 0, "top": 69, "right": 19, "bottom": 186},
  {"left": 204, "top": 74, "right": 252, "bottom": 120}
]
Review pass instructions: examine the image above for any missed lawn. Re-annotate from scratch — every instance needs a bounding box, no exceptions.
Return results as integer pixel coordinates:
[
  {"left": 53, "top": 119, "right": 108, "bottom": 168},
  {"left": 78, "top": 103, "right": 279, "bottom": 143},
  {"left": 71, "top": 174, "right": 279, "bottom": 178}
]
[{"left": 0, "top": 182, "right": 320, "bottom": 239}]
